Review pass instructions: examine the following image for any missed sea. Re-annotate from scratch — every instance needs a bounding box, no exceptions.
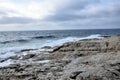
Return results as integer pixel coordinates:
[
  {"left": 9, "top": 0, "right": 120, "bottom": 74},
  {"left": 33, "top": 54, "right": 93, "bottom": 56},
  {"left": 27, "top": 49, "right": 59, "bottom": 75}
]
[{"left": 0, "top": 29, "right": 120, "bottom": 59}]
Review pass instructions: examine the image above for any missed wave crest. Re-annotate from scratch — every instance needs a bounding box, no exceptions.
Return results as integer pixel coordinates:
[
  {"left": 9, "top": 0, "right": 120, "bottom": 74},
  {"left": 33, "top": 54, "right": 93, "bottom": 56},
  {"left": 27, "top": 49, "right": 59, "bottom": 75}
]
[
  {"left": 0, "top": 35, "right": 55, "bottom": 44},
  {"left": 31, "top": 35, "right": 55, "bottom": 39},
  {"left": 0, "top": 39, "right": 29, "bottom": 44}
]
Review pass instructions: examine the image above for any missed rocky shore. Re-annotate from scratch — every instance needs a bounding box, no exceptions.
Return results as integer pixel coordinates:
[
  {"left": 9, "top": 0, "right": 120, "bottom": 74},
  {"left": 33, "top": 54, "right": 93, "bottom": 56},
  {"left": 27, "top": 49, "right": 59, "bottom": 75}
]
[{"left": 0, "top": 35, "right": 120, "bottom": 80}]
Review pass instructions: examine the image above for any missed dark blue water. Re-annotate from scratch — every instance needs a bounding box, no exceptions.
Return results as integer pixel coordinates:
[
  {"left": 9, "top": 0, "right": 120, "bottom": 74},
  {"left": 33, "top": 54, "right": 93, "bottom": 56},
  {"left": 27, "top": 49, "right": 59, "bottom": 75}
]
[{"left": 0, "top": 29, "right": 120, "bottom": 53}]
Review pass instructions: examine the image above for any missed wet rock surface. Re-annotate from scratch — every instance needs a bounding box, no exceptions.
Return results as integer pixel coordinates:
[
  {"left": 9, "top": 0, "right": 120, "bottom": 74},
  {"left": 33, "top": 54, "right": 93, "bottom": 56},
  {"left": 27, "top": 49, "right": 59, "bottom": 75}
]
[{"left": 0, "top": 36, "right": 120, "bottom": 80}]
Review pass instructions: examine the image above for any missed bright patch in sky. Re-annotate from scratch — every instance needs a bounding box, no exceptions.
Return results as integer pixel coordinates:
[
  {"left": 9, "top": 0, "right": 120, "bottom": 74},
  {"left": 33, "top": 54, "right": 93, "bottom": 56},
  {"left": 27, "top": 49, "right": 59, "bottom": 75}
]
[{"left": 0, "top": 0, "right": 56, "bottom": 19}]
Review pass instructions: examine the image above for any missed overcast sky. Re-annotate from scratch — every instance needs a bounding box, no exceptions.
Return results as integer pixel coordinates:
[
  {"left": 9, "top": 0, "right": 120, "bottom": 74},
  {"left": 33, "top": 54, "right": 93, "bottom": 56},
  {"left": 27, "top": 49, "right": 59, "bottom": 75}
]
[{"left": 0, "top": 0, "right": 120, "bottom": 31}]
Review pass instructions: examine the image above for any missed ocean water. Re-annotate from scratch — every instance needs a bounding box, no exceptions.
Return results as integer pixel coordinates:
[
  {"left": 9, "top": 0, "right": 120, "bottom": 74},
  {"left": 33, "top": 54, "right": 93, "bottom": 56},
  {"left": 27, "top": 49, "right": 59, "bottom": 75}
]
[{"left": 0, "top": 29, "right": 120, "bottom": 57}]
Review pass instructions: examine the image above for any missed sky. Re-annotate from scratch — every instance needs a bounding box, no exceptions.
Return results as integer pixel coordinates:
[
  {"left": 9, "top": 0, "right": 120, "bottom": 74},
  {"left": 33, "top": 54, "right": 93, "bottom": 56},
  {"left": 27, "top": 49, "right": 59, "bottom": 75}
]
[{"left": 0, "top": 0, "right": 120, "bottom": 31}]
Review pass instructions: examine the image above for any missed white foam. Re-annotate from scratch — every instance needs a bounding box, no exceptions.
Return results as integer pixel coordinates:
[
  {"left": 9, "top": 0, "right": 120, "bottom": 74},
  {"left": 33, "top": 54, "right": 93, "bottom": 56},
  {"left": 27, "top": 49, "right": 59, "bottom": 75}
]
[
  {"left": 38, "top": 60, "right": 50, "bottom": 63},
  {"left": 83, "top": 34, "right": 101, "bottom": 39},
  {"left": 42, "top": 34, "right": 102, "bottom": 47},
  {"left": 0, "top": 59, "right": 13, "bottom": 67},
  {"left": 0, "top": 52, "right": 16, "bottom": 59}
]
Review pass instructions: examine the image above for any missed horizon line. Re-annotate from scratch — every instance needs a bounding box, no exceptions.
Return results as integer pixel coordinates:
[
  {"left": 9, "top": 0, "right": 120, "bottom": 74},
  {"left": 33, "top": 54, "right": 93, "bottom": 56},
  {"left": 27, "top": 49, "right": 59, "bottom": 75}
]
[{"left": 0, "top": 28, "right": 120, "bottom": 32}]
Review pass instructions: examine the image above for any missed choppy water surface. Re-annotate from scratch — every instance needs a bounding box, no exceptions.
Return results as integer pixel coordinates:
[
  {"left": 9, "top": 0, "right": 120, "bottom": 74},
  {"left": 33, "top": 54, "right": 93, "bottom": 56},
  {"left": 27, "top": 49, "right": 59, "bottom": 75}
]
[{"left": 0, "top": 29, "right": 120, "bottom": 54}]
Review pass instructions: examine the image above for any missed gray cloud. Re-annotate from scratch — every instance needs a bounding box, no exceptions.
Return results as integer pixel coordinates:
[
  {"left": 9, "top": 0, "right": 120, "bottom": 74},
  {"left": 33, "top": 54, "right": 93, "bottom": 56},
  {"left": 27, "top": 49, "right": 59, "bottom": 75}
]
[
  {"left": 0, "top": 9, "right": 35, "bottom": 24},
  {"left": 44, "top": 0, "right": 98, "bottom": 21},
  {"left": 0, "top": 0, "right": 120, "bottom": 30},
  {"left": 0, "top": 17, "right": 35, "bottom": 24},
  {"left": 45, "top": 0, "right": 120, "bottom": 21},
  {"left": 41, "top": 0, "right": 120, "bottom": 29},
  {"left": 0, "top": 11, "right": 6, "bottom": 15}
]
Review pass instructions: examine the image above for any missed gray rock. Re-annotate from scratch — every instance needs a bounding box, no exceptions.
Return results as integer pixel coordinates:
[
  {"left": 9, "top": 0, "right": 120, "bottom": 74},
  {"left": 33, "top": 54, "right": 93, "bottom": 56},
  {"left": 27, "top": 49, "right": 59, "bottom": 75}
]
[{"left": 0, "top": 36, "right": 120, "bottom": 80}]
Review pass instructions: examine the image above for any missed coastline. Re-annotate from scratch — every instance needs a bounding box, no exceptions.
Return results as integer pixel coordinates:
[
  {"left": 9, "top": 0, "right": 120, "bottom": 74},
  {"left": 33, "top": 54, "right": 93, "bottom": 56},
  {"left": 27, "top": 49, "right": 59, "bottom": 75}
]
[{"left": 0, "top": 35, "right": 120, "bottom": 80}]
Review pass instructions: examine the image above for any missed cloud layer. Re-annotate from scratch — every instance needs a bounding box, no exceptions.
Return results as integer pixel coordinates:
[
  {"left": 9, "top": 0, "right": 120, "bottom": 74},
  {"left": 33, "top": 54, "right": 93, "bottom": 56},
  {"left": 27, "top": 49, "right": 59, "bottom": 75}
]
[{"left": 0, "top": 0, "right": 120, "bottom": 31}]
